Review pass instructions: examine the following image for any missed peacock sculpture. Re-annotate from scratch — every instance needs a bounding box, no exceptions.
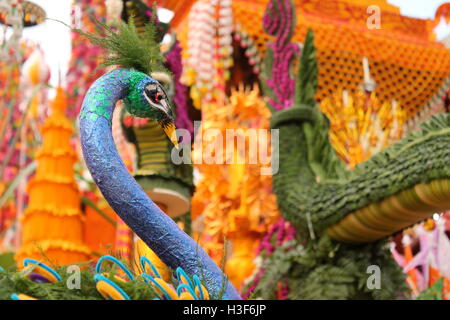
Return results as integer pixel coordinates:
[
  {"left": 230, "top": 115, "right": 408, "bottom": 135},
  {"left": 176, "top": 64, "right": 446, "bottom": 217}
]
[{"left": 76, "top": 20, "right": 241, "bottom": 300}]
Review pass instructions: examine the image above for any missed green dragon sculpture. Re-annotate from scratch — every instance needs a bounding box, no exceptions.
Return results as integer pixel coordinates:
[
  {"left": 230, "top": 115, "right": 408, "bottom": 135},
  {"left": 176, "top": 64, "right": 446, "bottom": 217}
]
[{"left": 250, "top": 0, "right": 450, "bottom": 299}]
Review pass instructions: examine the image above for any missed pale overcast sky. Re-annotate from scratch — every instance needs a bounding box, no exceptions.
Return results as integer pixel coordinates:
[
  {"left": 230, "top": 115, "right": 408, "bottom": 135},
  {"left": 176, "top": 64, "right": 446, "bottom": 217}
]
[{"left": 18, "top": 0, "right": 450, "bottom": 89}]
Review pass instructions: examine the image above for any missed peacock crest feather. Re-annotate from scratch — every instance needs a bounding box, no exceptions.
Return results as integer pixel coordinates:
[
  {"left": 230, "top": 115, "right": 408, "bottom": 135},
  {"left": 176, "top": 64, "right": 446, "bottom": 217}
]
[{"left": 73, "top": 16, "right": 167, "bottom": 76}]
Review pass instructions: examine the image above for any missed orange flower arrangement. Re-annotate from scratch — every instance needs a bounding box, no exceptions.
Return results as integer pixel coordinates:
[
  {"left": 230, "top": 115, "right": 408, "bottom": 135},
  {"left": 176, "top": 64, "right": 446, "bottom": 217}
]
[{"left": 191, "top": 85, "right": 279, "bottom": 289}]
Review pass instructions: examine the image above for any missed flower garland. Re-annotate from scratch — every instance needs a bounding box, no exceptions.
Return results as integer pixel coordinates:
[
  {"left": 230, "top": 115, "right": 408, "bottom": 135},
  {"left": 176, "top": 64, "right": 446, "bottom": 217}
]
[
  {"left": 182, "top": 0, "right": 233, "bottom": 109},
  {"left": 261, "top": 0, "right": 299, "bottom": 110},
  {"left": 233, "top": 24, "right": 261, "bottom": 74},
  {"left": 216, "top": 0, "right": 233, "bottom": 81}
]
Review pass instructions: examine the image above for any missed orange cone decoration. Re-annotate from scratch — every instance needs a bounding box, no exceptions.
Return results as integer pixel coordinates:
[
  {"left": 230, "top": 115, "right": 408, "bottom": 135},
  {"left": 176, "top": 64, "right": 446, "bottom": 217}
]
[{"left": 16, "top": 87, "right": 91, "bottom": 266}]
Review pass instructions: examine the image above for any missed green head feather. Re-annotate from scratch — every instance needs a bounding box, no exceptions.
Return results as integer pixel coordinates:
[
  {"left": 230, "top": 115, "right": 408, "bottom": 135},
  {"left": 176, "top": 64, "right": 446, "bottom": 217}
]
[
  {"left": 73, "top": 16, "right": 176, "bottom": 144},
  {"left": 73, "top": 16, "right": 167, "bottom": 75},
  {"left": 122, "top": 69, "right": 169, "bottom": 122}
]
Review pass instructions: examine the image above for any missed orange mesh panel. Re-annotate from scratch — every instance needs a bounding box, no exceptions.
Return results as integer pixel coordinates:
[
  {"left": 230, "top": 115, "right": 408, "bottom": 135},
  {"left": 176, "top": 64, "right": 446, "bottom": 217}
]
[{"left": 230, "top": 0, "right": 450, "bottom": 120}]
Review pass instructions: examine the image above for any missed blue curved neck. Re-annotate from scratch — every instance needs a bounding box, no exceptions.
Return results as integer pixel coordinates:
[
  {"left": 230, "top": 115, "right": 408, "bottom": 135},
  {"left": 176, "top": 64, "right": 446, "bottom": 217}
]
[{"left": 79, "top": 69, "right": 241, "bottom": 300}]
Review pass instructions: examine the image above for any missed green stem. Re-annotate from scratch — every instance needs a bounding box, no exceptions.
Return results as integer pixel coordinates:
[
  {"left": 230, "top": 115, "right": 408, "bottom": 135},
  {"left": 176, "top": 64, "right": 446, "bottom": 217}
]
[
  {"left": 393, "top": 127, "right": 450, "bottom": 157},
  {"left": 0, "top": 161, "right": 36, "bottom": 208},
  {"left": 80, "top": 196, "right": 117, "bottom": 227}
]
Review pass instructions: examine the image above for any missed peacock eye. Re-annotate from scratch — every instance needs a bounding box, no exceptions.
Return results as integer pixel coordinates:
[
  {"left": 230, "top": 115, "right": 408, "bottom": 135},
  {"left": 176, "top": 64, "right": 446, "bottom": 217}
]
[
  {"left": 145, "top": 85, "right": 166, "bottom": 104},
  {"left": 152, "top": 91, "right": 164, "bottom": 103}
]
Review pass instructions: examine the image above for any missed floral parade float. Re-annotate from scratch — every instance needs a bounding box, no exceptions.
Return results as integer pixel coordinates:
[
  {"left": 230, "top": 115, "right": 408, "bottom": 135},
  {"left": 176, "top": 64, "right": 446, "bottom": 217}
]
[
  {"left": 237, "top": 0, "right": 450, "bottom": 299},
  {"left": 1, "top": 0, "right": 450, "bottom": 301}
]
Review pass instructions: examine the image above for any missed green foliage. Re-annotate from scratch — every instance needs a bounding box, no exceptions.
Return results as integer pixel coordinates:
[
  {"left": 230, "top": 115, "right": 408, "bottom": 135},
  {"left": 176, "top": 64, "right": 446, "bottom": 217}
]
[
  {"left": 294, "top": 29, "right": 347, "bottom": 183},
  {"left": 417, "top": 278, "right": 444, "bottom": 300},
  {"left": 0, "top": 247, "right": 225, "bottom": 300},
  {"left": 0, "top": 254, "right": 158, "bottom": 300},
  {"left": 250, "top": 236, "right": 408, "bottom": 300},
  {"left": 302, "top": 108, "right": 350, "bottom": 183},
  {"left": 0, "top": 252, "right": 15, "bottom": 270},
  {"left": 0, "top": 263, "right": 163, "bottom": 300},
  {"left": 253, "top": 241, "right": 304, "bottom": 300},
  {"left": 0, "top": 267, "right": 102, "bottom": 300},
  {"left": 272, "top": 109, "right": 450, "bottom": 233},
  {"left": 269, "top": 28, "right": 348, "bottom": 184},
  {"left": 73, "top": 17, "right": 166, "bottom": 75},
  {"left": 214, "top": 238, "right": 230, "bottom": 301},
  {"left": 354, "top": 113, "right": 450, "bottom": 174},
  {"left": 264, "top": 20, "right": 449, "bottom": 301},
  {"left": 116, "top": 275, "right": 160, "bottom": 300}
]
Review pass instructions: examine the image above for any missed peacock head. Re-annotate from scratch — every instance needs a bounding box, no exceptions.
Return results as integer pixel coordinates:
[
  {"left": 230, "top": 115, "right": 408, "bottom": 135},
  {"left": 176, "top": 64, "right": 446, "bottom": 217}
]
[
  {"left": 123, "top": 70, "right": 178, "bottom": 147},
  {"left": 74, "top": 18, "right": 178, "bottom": 147}
]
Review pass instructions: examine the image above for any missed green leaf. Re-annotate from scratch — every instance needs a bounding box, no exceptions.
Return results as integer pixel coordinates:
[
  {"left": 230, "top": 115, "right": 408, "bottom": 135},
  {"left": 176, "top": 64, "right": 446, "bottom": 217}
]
[{"left": 295, "top": 29, "right": 318, "bottom": 107}]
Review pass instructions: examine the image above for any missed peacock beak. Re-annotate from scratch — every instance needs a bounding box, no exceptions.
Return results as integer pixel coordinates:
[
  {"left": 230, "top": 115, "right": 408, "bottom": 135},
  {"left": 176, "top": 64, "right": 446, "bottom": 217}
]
[{"left": 161, "top": 121, "right": 179, "bottom": 149}]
